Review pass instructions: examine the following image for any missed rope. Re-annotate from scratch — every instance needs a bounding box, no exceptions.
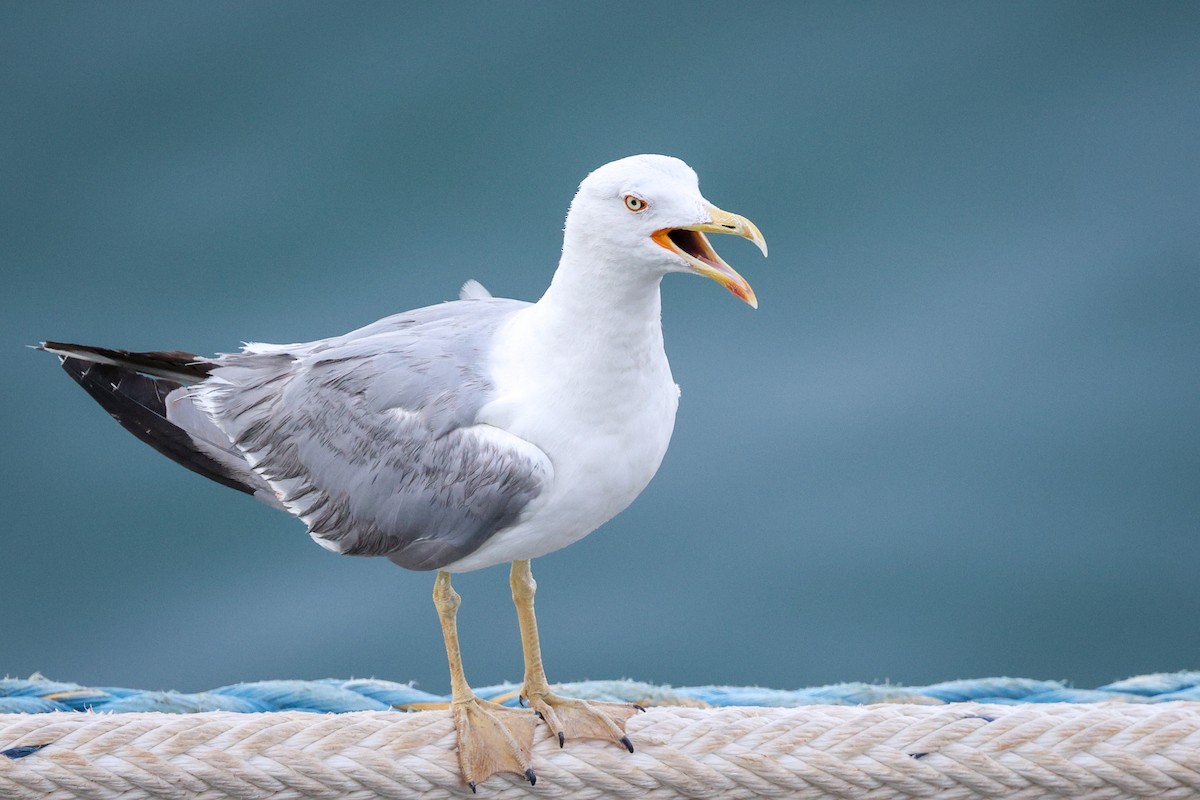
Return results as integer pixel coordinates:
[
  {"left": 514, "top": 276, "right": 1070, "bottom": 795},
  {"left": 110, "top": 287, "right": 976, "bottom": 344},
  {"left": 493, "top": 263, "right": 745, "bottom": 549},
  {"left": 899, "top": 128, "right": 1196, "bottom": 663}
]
[
  {"left": 5, "top": 672, "right": 1200, "bottom": 713},
  {"left": 4, "top": 703, "right": 1200, "bottom": 798},
  {"left": 2, "top": 675, "right": 1199, "bottom": 799}
]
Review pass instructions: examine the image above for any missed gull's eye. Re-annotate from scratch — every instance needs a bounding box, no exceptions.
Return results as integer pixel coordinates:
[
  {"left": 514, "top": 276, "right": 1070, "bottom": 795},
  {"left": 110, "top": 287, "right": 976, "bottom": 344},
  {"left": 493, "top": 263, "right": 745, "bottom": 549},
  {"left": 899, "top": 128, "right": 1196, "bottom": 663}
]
[{"left": 624, "top": 194, "right": 648, "bottom": 212}]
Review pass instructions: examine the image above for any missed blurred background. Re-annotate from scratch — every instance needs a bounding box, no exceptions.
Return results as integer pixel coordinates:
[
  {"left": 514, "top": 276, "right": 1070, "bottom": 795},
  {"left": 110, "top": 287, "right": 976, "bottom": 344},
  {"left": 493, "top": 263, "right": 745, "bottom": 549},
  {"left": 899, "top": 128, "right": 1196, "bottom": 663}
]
[{"left": 2, "top": 2, "right": 1198, "bottom": 694}]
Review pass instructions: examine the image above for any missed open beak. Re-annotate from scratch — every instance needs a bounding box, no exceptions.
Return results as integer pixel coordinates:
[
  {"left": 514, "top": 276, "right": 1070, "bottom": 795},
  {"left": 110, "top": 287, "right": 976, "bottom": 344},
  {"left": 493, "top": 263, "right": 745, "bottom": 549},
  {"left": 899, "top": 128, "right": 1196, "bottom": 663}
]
[{"left": 652, "top": 204, "right": 767, "bottom": 308}]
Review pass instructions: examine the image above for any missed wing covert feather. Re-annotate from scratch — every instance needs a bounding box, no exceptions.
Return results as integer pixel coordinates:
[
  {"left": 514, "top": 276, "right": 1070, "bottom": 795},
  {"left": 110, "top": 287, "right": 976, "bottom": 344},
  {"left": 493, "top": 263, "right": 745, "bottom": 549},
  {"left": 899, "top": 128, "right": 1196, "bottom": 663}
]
[{"left": 196, "top": 298, "right": 547, "bottom": 570}]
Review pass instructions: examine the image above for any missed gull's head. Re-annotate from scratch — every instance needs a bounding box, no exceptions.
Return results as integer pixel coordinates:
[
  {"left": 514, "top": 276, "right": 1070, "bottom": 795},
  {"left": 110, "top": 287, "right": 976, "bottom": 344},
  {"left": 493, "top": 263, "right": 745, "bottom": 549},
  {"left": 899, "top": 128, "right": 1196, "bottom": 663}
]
[{"left": 565, "top": 154, "right": 767, "bottom": 308}]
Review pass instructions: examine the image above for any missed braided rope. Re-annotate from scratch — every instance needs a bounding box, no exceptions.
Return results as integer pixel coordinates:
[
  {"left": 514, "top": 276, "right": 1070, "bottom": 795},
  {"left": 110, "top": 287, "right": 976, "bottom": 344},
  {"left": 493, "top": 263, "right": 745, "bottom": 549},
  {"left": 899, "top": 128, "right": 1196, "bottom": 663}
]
[
  {"left": 5, "top": 672, "right": 1200, "bottom": 713},
  {"left": 3, "top": 675, "right": 1200, "bottom": 798},
  {"left": 3, "top": 702, "right": 1200, "bottom": 798}
]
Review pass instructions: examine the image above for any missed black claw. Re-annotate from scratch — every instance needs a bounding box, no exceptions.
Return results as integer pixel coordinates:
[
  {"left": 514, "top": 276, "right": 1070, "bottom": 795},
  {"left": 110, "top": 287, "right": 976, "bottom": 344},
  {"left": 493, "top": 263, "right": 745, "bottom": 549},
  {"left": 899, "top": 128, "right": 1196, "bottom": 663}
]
[
  {"left": 558, "top": 731, "right": 565, "bottom": 748},
  {"left": 469, "top": 780, "right": 477, "bottom": 794},
  {"left": 525, "top": 768, "right": 537, "bottom": 786},
  {"left": 518, "top": 695, "right": 527, "bottom": 708},
  {"left": 633, "top": 703, "right": 646, "bottom": 712},
  {"left": 621, "top": 735, "right": 635, "bottom": 754},
  {"left": 535, "top": 710, "right": 544, "bottom": 721}
]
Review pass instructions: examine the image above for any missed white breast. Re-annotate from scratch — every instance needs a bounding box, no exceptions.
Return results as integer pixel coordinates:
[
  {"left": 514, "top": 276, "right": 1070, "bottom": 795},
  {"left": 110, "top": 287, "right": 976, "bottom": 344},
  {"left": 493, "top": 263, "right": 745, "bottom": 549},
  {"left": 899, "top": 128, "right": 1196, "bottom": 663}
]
[{"left": 440, "top": 300, "right": 680, "bottom": 572}]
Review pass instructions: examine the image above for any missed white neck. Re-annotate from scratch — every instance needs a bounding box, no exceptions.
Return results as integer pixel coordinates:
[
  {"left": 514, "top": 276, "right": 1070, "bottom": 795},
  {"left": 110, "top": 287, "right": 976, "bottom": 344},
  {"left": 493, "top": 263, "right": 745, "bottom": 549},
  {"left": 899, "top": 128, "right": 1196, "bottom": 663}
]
[
  {"left": 482, "top": 229, "right": 676, "bottom": 439},
  {"left": 533, "top": 236, "right": 666, "bottom": 357}
]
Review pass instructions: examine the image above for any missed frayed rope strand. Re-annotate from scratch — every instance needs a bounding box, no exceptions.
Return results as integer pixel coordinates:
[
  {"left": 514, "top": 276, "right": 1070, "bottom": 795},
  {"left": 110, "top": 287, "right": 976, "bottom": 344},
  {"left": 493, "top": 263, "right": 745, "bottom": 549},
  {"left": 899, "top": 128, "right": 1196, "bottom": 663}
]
[{"left": 2, "top": 674, "right": 1200, "bottom": 799}]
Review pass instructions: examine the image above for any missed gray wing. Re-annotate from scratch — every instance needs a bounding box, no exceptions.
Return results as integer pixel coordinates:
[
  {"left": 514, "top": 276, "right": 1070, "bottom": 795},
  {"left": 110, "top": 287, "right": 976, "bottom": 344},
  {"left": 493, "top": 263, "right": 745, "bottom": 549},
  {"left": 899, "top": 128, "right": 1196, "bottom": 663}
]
[{"left": 195, "top": 297, "right": 548, "bottom": 571}]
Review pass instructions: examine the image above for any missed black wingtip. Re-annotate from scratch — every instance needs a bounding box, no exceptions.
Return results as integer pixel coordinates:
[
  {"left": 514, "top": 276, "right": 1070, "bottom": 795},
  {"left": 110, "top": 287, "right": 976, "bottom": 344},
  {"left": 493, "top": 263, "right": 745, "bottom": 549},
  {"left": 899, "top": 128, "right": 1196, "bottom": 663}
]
[
  {"left": 55, "top": 357, "right": 256, "bottom": 496},
  {"left": 40, "top": 340, "right": 214, "bottom": 381}
]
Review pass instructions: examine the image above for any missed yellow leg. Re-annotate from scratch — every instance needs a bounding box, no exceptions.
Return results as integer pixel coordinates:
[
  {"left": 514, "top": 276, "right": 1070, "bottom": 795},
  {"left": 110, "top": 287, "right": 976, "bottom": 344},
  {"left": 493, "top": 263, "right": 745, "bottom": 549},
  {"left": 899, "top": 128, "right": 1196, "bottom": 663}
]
[
  {"left": 510, "top": 560, "right": 642, "bottom": 751},
  {"left": 433, "top": 571, "right": 537, "bottom": 792}
]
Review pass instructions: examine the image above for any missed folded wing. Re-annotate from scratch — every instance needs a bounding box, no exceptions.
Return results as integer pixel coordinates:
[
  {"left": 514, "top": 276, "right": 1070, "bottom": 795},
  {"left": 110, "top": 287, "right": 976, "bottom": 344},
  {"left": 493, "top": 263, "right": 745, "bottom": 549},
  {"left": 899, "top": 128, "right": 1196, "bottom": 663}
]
[{"left": 195, "top": 299, "right": 549, "bottom": 570}]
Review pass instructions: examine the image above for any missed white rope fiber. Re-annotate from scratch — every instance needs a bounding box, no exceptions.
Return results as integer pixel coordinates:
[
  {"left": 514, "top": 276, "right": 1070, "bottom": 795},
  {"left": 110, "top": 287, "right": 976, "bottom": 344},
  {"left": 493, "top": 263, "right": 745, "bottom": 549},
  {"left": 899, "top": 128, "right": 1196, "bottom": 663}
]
[{"left": 3, "top": 701, "right": 1200, "bottom": 799}]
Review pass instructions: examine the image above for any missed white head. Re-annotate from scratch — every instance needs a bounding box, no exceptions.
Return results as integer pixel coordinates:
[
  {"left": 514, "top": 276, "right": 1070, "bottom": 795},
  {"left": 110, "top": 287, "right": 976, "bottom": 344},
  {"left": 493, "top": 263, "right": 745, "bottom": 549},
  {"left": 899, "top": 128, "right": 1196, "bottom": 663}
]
[{"left": 563, "top": 154, "right": 767, "bottom": 308}]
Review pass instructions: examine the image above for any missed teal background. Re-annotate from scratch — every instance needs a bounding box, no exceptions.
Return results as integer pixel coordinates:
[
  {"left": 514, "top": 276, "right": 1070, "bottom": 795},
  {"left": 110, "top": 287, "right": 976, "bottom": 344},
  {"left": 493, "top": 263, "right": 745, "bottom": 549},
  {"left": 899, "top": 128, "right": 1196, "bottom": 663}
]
[{"left": 2, "top": 2, "right": 1198, "bottom": 693}]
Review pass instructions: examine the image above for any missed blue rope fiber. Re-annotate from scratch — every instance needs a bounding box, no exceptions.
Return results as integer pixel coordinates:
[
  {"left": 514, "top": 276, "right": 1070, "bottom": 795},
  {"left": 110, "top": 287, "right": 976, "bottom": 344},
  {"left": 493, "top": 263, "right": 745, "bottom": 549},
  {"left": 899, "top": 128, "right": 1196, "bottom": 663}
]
[{"left": 3, "top": 673, "right": 1199, "bottom": 714}]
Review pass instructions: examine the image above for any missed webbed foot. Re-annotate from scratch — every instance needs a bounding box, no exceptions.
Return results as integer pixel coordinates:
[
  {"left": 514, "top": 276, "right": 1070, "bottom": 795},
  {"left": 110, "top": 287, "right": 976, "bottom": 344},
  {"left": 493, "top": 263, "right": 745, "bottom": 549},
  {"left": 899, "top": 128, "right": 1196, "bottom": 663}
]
[
  {"left": 523, "top": 688, "right": 643, "bottom": 751},
  {"left": 452, "top": 696, "right": 539, "bottom": 791}
]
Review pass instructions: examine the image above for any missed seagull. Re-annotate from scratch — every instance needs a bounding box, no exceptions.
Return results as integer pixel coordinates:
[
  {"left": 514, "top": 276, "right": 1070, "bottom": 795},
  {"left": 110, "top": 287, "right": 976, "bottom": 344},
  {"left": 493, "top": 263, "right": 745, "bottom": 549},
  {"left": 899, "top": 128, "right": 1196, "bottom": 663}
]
[{"left": 40, "top": 154, "right": 766, "bottom": 790}]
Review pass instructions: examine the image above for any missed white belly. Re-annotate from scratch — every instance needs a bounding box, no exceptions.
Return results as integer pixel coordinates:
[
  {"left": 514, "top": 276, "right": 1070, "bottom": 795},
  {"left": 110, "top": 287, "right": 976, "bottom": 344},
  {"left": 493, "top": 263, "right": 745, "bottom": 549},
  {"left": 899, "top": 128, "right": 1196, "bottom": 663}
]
[{"left": 440, "top": 305, "right": 680, "bottom": 572}]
